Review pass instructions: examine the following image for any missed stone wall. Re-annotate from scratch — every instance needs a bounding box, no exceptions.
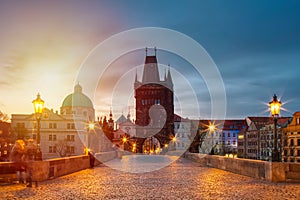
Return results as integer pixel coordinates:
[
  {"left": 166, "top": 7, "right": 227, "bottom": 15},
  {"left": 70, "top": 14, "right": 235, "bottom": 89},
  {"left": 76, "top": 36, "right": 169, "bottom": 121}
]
[
  {"left": 0, "top": 151, "right": 117, "bottom": 183},
  {"left": 184, "top": 153, "right": 300, "bottom": 182},
  {"left": 95, "top": 151, "right": 117, "bottom": 163}
]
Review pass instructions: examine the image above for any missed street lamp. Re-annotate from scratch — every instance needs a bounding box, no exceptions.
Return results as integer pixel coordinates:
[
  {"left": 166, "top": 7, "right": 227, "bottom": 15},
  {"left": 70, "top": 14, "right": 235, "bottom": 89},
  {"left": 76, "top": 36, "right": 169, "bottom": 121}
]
[
  {"left": 32, "top": 93, "right": 44, "bottom": 160},
  {"left": 87, "top": 122, "right": 95, "bottom": 149},
  {"left": 269, "top": 94, "right": 281, "bottom": 162}
]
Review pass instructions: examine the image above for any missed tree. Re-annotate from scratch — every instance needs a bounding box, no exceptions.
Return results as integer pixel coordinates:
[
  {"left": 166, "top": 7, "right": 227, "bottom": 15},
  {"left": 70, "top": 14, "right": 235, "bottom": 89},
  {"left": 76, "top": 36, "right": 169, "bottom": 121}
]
[
  {"left": 55, "top": 139, "right": 71, "bottom": 157},
  {"left": 0, "top": 110, "right": 9, "bottom": 122}
]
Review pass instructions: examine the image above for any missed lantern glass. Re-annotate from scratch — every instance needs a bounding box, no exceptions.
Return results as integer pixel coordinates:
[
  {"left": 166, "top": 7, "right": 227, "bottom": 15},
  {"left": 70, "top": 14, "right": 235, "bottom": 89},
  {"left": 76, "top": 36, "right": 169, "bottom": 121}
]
[
  {"left": 32, "top": 93, "right": 44, "bottom": 114},
  {"left": 269, "top": 94, "right": 281, "bottom": 116}
]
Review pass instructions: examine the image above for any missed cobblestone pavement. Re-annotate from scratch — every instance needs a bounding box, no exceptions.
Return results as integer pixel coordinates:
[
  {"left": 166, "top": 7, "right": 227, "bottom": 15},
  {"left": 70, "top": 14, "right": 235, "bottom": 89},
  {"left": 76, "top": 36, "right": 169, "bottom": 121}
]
[{"left": 0, "top": 156, "right": 299, "bottom": 200}]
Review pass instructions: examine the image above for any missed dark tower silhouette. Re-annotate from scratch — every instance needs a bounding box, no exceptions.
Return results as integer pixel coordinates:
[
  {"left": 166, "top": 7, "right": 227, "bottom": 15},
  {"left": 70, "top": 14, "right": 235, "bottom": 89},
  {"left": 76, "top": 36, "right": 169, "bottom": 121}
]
[{"left": 134, "top": 48, "right": 174, "bottom": 153}]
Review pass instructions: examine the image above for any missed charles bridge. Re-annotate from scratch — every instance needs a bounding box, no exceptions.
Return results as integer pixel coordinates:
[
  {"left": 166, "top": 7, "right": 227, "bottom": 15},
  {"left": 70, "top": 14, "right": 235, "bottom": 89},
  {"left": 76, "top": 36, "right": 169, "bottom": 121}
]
[{"left": 0, "top": 152, "right": 300, "bottom": 199}]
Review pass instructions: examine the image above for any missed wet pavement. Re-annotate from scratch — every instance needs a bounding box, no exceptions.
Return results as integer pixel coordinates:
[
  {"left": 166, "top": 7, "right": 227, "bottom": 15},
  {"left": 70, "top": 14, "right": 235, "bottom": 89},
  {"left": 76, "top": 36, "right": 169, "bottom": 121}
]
[{"left": 0, "top": 156, "right": 299, "bottom": 199}]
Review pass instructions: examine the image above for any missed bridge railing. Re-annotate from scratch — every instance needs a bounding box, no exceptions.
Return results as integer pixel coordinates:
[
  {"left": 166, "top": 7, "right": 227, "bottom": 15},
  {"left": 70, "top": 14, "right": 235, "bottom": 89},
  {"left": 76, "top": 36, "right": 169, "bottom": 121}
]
[
  {"left": 0, "top": 151, "right": 117, "bottom": 184},
  {"left": 184, "top": 152, "right": 300, "bottom": 182}
]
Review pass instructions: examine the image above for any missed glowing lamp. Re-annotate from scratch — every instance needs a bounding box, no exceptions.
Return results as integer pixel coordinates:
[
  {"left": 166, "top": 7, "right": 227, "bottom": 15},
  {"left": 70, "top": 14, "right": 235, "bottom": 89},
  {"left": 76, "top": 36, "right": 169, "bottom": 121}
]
[
  {"left": 269, "top": 94, "right": 281, "bottom": 117},
  {"left": 88, "top": 122, "right": 95, "bottom": 130},
  {"left": 122, "top": 136, "right": 127, "bottom": 143},
  {"left": 32, "top": 93, "right": 44, "bottom": 116},
  {"left": 208, "top": 123, "right": 215, "bottom": 132}
]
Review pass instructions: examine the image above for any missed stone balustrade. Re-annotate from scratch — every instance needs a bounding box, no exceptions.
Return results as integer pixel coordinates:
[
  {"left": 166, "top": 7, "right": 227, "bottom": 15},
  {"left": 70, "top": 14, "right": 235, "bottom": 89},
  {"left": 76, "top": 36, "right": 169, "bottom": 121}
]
[
  {"left": 0, "top": 151, "right": 117, "bottom": 183},
  {"left": 184, "top": 152, "right": 300, "bottom": 182}
]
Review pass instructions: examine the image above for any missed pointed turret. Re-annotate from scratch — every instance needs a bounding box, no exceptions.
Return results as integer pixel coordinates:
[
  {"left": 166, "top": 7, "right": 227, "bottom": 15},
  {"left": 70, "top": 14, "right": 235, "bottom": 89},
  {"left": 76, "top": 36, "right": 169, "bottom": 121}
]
[
  {"left": 135, "top": 69, "right": 138, "bottom": 83},
  {"left": 166, "top": 64, "right": 173, "bottom": 88},
  {"left": 142, "top": 48, "right": 160, "bottom": 84}
]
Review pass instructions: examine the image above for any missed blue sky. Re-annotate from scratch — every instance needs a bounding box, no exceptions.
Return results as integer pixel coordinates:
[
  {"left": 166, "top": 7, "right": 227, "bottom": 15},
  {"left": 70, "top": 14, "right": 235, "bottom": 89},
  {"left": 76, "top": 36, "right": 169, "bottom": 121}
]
[{"left": 0, "top": 0, "right": 299, "bottom": 119}]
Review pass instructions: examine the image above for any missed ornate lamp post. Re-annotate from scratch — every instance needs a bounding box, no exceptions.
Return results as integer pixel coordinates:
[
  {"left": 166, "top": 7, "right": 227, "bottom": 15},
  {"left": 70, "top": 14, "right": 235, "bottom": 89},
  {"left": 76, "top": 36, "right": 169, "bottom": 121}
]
[
  {"left": 269, "top": 94, "right": 281, "bottom": 162},
  {"left": 87, "top": 122, "right": 95, "bottom": 150},
  {"left": 32, "top": 93, "right": 44, "bottom": 160}
]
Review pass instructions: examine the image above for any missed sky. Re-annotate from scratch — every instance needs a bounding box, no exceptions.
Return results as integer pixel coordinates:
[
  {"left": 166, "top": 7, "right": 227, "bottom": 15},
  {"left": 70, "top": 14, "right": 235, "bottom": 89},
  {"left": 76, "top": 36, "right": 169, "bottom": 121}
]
[{"left": 0, "top": 0, "right": 300, "bottom": 120}]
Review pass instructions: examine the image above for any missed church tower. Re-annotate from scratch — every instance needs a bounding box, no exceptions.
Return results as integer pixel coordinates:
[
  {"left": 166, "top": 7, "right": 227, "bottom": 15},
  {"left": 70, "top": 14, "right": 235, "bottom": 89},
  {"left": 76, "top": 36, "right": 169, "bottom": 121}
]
[{"left": 134, "top": 48, "right": 174, "bottom": 153}]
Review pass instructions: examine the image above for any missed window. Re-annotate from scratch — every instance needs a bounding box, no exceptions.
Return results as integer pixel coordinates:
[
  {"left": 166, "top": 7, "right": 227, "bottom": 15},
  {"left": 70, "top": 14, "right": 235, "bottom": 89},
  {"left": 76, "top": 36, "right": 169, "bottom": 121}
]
[
  {"left": 67, "top": 135, "right": 75, "bottom": 141},
  {"left": 70, "top": 146, "right": 75, "bottom": 154},
  {"left": 49, "top": 146, "right": 56, "bottom": 153},
  {"left": 284, "top": 150, "right": 287, "bottom": 156},
  {"left": 49, "top": 123, "right": 52, "bottom": 129},
  {"left": 297, "top": 118, "right": 300, "bottom": 125},
  {"left": 53, "top": 135, "right": 56, "bottom": 141},
  {"left": 291, "top": 139, "right": 294, "bottom": 146},
  {"left": 298, "top": 139, "right": 300, "bottom": 146},
  {"left": 233, "top": 133, "right": 236, "bottom": 137},
  {"left": 49, "top": 135, "right": 52, "bottom": 141},
  {"left": 290, "top": 149, "right": 294, "bottom": 156},
  {"left": 297, "top": 150, "right": 300, "bottom": 156},
  {"left": 53, "top": 123, "right": 57, "bottom": 129},
  {"left": 227, "top": 141, "right": 230, "bottom": 145},
  {"left": 228, "top": 133, "right": 230, "bottom": 137},
  {"left": 67, "top": 123, "right": 75, "bottom": 129}
]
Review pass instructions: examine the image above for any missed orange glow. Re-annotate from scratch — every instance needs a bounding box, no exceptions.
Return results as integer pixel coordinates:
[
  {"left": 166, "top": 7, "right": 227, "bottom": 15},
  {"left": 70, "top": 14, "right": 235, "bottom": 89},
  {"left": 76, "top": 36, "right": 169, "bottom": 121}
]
[
  {"left": 164, "top": 144, "right": 168, "bottom": 148},
  {"left": 122, "top": 136, "right": 127, "bottom": 143},
  {"left": 208, "top": 123, "right": 216, "bottom": 132},
  {"left": 201, "top": 121, "right": 221, "bottom": 133},
  {"left": 269, "top": 94, "right": 281, "bottom": 116},
  {"left": 172, "top": 137, "right": 177, "bottom": 142},
  {"left": 88, "top": 122, "right": 95, "bottom": 130},
  {"left": 32, "top": 93, "right": 44, "bottom": 114}
]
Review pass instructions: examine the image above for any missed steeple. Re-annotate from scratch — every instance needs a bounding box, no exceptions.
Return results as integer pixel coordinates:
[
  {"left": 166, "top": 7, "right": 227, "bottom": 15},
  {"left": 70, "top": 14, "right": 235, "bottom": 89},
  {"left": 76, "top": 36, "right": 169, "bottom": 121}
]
[
  {"left": 166, "top": 64, "right": 173, "bottom": 87},
  {"left": 135, "top": 69, "right": 138, "bottom": 82},
  {"left": 142, "top": 47, "right": 160, "bottom": 84}
]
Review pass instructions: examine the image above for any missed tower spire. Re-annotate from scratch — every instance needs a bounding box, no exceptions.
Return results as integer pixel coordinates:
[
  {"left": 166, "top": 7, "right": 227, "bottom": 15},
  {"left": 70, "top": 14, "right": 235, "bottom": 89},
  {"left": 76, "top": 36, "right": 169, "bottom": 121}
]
[
  {"left": 166, "top": 64, "right": 173, "bottom": 88},
  {"left": 142, "top": 47, "right": 160, "bottom": 84},
  {"left": 135, "top": 68, "right": 138, "bottom": 83}
]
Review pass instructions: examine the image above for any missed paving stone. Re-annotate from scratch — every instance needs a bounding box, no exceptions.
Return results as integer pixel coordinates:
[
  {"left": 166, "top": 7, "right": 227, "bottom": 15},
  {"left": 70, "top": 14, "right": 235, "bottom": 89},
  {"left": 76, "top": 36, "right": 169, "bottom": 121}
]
[{"left": 0, "top": 157, "right": 299, "bottom": 199}]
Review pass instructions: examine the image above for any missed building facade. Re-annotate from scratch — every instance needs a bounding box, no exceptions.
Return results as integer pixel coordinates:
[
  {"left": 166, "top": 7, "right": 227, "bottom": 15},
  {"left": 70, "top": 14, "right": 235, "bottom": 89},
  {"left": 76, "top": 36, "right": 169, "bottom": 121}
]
[
  {"left": 11, "top": 84, "right": 110, "bottom": 159},
  {"left": 221, "top": 120, "right": 246, "bottom": 153},
  {"left": 282, "top": 112, "right": 300, "bottom": 163}
]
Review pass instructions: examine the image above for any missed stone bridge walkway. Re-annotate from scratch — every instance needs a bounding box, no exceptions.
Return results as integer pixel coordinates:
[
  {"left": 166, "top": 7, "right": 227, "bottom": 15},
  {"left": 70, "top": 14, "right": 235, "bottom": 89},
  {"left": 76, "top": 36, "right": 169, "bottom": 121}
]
[{"left": 0, "top": 157, "right": 299, "bottom": 199}]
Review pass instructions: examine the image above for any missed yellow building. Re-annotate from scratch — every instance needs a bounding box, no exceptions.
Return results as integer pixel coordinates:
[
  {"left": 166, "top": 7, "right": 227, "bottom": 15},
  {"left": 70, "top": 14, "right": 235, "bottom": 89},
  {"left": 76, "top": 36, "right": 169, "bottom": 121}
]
[{"left": 282, "top": 112, "right": 300, "bottom": 163}]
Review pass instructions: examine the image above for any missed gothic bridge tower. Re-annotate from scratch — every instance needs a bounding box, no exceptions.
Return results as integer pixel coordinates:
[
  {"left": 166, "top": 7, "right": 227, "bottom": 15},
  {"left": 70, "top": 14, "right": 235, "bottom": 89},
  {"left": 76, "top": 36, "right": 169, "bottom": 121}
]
[{"left": 134, "top": 48, "right": 174, "bottom": 153}]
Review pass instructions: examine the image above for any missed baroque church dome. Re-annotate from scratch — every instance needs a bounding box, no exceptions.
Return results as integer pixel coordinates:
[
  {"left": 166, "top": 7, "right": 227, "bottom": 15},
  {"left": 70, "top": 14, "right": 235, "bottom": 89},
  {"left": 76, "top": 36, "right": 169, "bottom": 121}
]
[{"left": 61, "top": 84, "right": 93, "bottom": 108}]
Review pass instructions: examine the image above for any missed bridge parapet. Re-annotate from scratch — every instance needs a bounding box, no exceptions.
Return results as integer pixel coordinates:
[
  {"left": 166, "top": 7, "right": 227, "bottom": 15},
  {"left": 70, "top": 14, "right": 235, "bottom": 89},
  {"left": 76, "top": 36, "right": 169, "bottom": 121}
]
[{"left": 184, "top": 152, "right": 300, "bottom": 182}]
